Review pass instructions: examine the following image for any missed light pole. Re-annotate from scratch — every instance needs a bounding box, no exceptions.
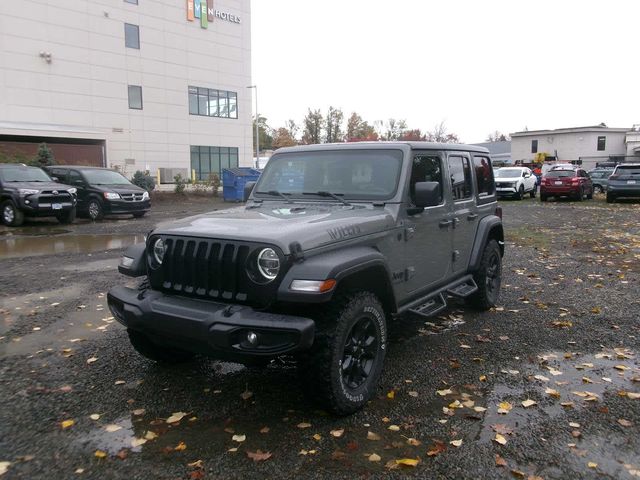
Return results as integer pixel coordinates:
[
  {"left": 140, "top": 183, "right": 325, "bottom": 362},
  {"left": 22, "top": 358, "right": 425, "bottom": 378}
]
[{"left": 247, "top": 85, "right": 259, "bottom": 168}]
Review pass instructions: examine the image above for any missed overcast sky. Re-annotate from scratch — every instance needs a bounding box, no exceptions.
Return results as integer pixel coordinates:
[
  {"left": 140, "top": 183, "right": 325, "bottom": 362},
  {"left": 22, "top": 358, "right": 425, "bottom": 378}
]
[{"left": 250, "top": 0, "right": 640, "bottom": 143}]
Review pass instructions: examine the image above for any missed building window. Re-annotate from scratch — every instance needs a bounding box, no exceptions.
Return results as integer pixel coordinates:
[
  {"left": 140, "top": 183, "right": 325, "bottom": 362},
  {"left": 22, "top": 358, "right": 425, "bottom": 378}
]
[
  {"left": 190, "top": 146, "right": 239, "bottom": 181},
  {"left": 124, "top": 23, "right": 140, "bottom": 49},
  {"left": 128, "top": 85, "right": 143, "bottom": 109},
  {"left": 597, "top": 136, "right": 606, "bottom": 151},
  {"left": 188, "top": 86, "right": 238, "bottom": 119},
  {"left": 531, "top": 139, "right": 538, "bottom": 154},
  {"left": 124, "top": 0, "right": 138, "bottom": 4}
]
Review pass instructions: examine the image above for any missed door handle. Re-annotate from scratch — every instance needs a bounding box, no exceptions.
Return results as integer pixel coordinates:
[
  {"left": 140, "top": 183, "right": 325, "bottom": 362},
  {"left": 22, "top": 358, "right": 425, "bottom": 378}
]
[
  {"left": 439, "top": 219, "right": 452, "bottom": 229},
  {"left": 467, "top": 213, "right": 478, "bottom": 221}
]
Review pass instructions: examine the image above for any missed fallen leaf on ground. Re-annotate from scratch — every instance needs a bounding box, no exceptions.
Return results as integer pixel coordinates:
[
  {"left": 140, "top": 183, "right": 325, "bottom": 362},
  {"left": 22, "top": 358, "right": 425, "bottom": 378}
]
[
  {"left": 534, "top": 375, "right": 550, "bottom": 382},
  {"left": 618, "top": 419, "right": 632, "bottom": 427},
  {"left": 174, "top": 441, "right": 187, "bottom": 451},
  {"left": 330, "top": 429, "right": 344, "bottom": 438},
  {"left": 86, "top": 357, "right": 97, "bottom": 364},
  {"left": 367, "top": 431, "right": 381, "bottom": 441},
  {"left": 260, "top": 426, "right": 270, "bottom": 434},
  {"left": 627, "top": 392, "right": 640, "bottom": 400},
  {"left": 522, "top": 399, "right": 537, "bottom": 408},
  {"left": 132, "top": 409, "right": 145, "bottom": 416},
  {"left": 546, "top": 388, "right": 561, "bottom": 398},
  {"left": 231, "top": 434, "right": 246, "bottom": 443},
  {"left": 187, "top": 460, "right": 204, "bottom": 469},
  {"left": 495, "top": 454, "right": 507, "bottom": 467},
  {"left": 395, "top": 458, "right": 419, "bottom": 467},
  {"left": 114, "top": 380, "right": 125, "bottom": 385},
  {"left": 131, "top": 437, "right": 147, "bottom": 448},
  {"left": 408, "top": 391, "right": 419, "bottom": 397},
  {"left": 492, "top": 424, "right": 514, "bottom": 435},
  {"left": 144, "top": 431, "right": 157, "bottom": 440},
  {"left": 480, "top": 375, "right": 487, "bottom": 381},
  {"left": 94, "top": 450, "right": 107, "bottom": 459},
  {"left": 61, "top": 419, "right": 74, "bottom": 429},
  {"left": 0, "top": 462, "right": 10, "bottom": 475},
  {"left": 387, "top": 390, "right": 395, "bottom": 399},
  {"left": 105, "top": 424, "right": 122, "bottom": 433},
  {"left": 437, "top": 389, "right": 453, "bottom": 396},
  {"left": 497, "top": 402, "right": 513, "bottom": 414},
  {"left": 89, "top": 413, "right": 101, "bottom": 420},
  {"left": 368, "top": 453, "right": 381, "bottom": 462},
  {"left": 297, "top": 422, "right": 312, "bottom": 429},
  {"left": 569, "top": 422, "right": 580, "bottom": 428},
  {"left": 427, "top": 441, "right": 446, "bottom": 456},
  {"left": 313, "top": 434, "right": 322, "bottom": 441},
  {"left": 240, "top": 389, "right": 253, "bottom": 400},
  {"left": 166, "top": 412, "right": 188, "bottom": 424},
  {"left": 474, "top": 406, "right": 487, "bottom": 413},
  {"left": 247, "top": 450, "right": 272, "bottom": 462},
  {"left": 588, "top": 462, "right": 598, "bottom": 468},
  {"left": 449, "top": 439, "right": 463, "bottom": 447},
  {"left": 388, "top": 425, "right": 400, "bottom": 431},
  {"left": 494, "top": 434, "right": 507, "bottom": 445},
  {"left": 406, "top": 438, "right": 421, "bottom": 446}
]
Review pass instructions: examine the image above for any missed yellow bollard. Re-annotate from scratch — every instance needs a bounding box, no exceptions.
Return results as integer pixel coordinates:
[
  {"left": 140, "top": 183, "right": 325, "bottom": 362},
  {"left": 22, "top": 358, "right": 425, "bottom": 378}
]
[
  {"left": 192, "top": 169, "right": 196, "bottom": 183},
  {"left": 156, "top": 169, "right": 161, "bottom": 186}
]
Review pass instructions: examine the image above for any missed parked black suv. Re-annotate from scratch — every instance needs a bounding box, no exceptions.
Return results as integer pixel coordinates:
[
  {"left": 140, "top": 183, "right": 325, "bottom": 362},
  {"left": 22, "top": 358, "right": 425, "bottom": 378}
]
[
  {"left": 45, "top": 166, "right": 150, "bottom": 220},
  {"left": 0, "top": 164, "right": 77, "bottom": 227},
  {"left": 108, "top": 142, "right": 504, "bottom": 414}
]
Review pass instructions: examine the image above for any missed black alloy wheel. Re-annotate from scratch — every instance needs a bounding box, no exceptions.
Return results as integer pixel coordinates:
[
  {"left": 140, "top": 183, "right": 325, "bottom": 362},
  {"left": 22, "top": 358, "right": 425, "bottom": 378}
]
[{"left": 341, "top": 317, "right": 378, "bottom": 390}]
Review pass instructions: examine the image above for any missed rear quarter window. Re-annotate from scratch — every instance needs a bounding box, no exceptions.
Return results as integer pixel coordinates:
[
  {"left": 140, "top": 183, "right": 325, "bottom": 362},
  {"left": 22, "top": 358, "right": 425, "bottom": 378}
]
[{"left": 473, "top": 155, "right": 495, "bottom": 199}]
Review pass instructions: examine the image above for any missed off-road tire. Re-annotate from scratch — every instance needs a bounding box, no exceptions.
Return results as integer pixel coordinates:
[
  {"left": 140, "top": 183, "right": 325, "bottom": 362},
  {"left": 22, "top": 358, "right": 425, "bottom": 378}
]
[
  {"left": 606, "top": 193, "right": 615, "bottom": 203},
  {"left": 1, "top": 200, "right": 24, "bottom": 227},
  {"left": 517, "top": 185, "right": 524, "bottom": 200},
  {"left": 298, "top": 291, "right": 387, "bottom": 415},
  {"left": 529, "top": 186, "right": 536, "bottom": 198},
  {"left": 56, "top": 207, "right": 76, "bottom": 224},
  {"left": 468, "top": 239, "right": 502, "bottom": 311},
  {"left": 133, "top": 212, "right": 146, "bottom": 218},
  {"left": 88, "top": 198, "right": 104, "bottom": 221},
  {"left": 127, "top": 329, "right": 195, "bottom": 363}
]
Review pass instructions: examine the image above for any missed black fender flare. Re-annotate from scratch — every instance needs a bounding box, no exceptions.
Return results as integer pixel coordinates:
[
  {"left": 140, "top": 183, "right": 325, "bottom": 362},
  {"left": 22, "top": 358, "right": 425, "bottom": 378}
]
[
  {"left": 118, "top": 243, "right": 147, "bottom": 277},
  {"left": 468, "top": 215, "right": 504, "bottom": 272},
  {"left": 277, "top": 246, "right": 395, "bottom": 307}
]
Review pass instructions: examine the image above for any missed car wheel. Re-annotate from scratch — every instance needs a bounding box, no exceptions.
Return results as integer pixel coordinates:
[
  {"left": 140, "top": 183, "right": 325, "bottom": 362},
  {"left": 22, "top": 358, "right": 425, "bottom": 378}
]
[
  {"left": 468, "top": 239, "right": 502, "bottom": 311},
  {"left": 1, "top": 200, "right": 24, "bottom": 227},
  {"left": 529, "top": 186, "right": 536, "bottom": 198},
  {"left": 606, "top": 193, "right": 615, "bottom": 203},
  {"left": 88, "top": 199, "right": 104, "bottom": 221},
  {"left": 56, "top": 207, "right": 76, "bottom": 224},
  {"left": 127, "top": 329, "right": 195, "bottom": 363},
  {"left": 586, "top": 188, "right": 593, "bottom": 200},
  {"left": 298, "top": 291, "right": 387, "bottom": 415},
  {"left": 576, "top": 187, "right": 584, "bottom": 202},
  {"left": 517, "top": 185, "right": 524, "bottom": 200},
  {"left": 132, "top": 212, "right": 146, "bottom": 218},
  {"left": 594, "top": 185, "right": 603, "bottom": 194}
]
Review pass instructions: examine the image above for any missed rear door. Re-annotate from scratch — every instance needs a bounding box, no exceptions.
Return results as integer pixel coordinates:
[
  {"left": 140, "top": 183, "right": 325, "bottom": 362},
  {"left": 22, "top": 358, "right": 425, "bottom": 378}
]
[
  {"left": 402, "top": 150, "right": 453, "bottom": 297},
  {"left": 447, "top": 153, "right": 478, "bottom": 275}
]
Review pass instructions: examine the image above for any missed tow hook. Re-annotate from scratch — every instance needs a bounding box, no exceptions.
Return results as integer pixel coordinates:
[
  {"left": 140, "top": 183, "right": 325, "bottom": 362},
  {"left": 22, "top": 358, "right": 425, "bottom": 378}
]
[{"left": 223, "top": 305, "right": 243, "bottom": 318}]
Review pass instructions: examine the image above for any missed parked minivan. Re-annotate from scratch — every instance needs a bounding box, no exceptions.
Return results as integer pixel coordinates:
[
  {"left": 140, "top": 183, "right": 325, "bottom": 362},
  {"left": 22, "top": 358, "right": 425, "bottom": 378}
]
[{"left": 45, "top": 166, "right": 150, "bottom": 220}]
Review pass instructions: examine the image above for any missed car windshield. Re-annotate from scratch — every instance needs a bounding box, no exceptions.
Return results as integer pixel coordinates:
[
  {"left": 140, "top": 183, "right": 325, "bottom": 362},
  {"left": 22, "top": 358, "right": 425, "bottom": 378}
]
[
  {"left": 0, "top": 166, "right": 52, "bottom": 182},
  {"left": 495, "top": 168, "right": 522, "bottom": 178},
  {"left": 254, "top": 149, "right": 403, "bottom": 200},
  {"left": 81, "top": 169, "right": 132, "bottom": 185},
  {"left": 546, "top": 169, "right": 576, "bottom": 178},
  {"left": 615, "top": 166, "right": 640, "bottom": 176}
]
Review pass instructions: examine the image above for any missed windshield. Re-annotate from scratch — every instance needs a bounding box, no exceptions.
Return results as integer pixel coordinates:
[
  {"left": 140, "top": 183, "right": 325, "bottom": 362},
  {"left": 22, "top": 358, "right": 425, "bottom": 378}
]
[
  {"left": 254, "top": 149, "right": 404, "bottom": 200},
  {"left": 546, "top": 169, "right": 576, "bottom": 178},
  {"left": 82, "top": 169, "right": 132, "bottom": 185},
  {"left": 0, "top": 166, "right": 52, "bottom": 182},
  {"left": 495, "top": 168, "right": 522, "bottom": 178}
]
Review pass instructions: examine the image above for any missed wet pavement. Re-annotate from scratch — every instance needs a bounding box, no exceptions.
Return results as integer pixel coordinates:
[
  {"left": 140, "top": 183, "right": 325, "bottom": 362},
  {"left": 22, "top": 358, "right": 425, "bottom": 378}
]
[{"left": 1, "top": 195, "right": 639, "bottom": 479}]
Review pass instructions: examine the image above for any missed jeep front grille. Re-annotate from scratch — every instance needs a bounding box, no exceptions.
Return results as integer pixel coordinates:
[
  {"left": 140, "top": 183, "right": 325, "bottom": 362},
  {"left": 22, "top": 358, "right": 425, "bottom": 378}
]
[{"left": 151, "top": 237, "right": 257, "bottom": 302}]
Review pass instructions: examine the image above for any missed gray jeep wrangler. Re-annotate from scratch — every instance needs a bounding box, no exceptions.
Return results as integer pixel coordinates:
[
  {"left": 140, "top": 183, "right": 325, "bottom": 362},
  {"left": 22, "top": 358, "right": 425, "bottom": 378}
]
[{"left": 107, "top": 142, "right": 503, "bottom": 415}]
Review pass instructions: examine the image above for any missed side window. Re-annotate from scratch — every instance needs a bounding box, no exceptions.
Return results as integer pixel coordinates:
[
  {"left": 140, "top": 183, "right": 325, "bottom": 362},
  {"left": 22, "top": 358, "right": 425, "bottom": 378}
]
[
  {"left": 473, "top": 155, "right": 494, "bottom": 197},
  {"left": 409, "top": 154, "right": 443, "bottom": 205},
  {"left": 449, "top": 156, "right": 473, "bottom": 201},
  {"left": 50, "top": 169, "right": 68, "bottom": 182},
  {"left": 69, "top": 171, "right": 83, "bottom": 185}
]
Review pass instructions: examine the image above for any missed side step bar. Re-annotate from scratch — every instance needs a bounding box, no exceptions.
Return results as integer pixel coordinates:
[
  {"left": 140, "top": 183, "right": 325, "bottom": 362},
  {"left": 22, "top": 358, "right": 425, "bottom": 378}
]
[{"left": 400, "top": 275, "right": 478, "bottom": 319}]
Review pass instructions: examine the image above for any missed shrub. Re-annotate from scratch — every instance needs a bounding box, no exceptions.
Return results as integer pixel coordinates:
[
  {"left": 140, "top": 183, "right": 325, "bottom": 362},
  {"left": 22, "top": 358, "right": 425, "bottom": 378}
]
[
  {"left": 210, "top": 173, "right": 221, "bottom": 197},
  {"left": 174, "top": 173, "right": 188, "bottom": 194},
  {"left": 31, "top": 143, "right": 55, "bottom": 167},
  {"left": 131, "top": 170, "right": 156, "bottom": 192}
]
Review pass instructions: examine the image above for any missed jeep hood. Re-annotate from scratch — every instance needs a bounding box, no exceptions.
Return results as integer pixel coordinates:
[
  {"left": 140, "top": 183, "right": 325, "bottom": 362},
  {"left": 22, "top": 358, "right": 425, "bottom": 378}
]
[{"left": 152, "top": 203, "right": 396, "bottom": 253}]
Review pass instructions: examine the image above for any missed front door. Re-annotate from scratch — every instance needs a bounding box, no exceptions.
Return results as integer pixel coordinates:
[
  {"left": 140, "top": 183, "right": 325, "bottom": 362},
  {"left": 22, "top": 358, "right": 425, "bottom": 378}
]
[
  {"left": 447, "top": 153, "right": 478, "bottom": 274},
  {"left": 68, "top": 170, "right": 88, "bottom": 211},
  {"left": 402, "top": 151, "right": 453, "bottom": 298}
]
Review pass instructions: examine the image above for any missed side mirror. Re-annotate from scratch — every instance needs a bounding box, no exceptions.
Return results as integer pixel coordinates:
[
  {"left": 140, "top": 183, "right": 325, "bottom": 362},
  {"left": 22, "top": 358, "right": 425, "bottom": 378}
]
[
  {"left": 51, "top": 177, "right": 59, "bottom": 182},
  {"left": 243, "top": 181, "right": 256, "bottom": 202},
  {"left": 414, "top": 181, "right": 441, "bottom": 208}
]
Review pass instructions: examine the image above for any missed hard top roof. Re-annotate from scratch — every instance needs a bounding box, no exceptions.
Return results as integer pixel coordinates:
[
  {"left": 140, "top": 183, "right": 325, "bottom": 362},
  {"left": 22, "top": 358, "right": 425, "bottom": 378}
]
[{"left": 273, "top": 141, "right": 490, "bottom": 155}]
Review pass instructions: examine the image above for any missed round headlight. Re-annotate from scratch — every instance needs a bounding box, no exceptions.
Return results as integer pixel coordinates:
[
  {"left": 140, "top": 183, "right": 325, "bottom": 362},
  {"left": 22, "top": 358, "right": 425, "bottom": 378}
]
[
  {"left": 257, "top": 248, "right": 280, "bottom": 281},
  {"left": 153, "top": 238, "right": 165, "bottom": 265}
]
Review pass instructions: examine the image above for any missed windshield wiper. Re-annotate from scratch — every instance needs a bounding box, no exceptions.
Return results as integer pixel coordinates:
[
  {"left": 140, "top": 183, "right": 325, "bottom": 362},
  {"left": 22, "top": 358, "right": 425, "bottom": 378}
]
[
  {"left": 256, "top": 190, "right": 293, "bottom": 203},
  {"left": 303, "top": 191, "right": 351, "bottom": 206}
]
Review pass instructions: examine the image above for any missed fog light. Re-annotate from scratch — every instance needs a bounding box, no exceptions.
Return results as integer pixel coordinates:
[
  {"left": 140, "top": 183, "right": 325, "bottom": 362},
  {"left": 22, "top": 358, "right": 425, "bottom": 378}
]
[{"left": 247, "top": 332, "right": 259, "bottom": 346}]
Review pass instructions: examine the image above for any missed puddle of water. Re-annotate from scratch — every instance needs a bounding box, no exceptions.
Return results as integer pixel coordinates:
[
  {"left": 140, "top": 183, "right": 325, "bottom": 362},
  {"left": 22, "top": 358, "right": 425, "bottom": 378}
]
[
  {"left": 0, "top": 227, "right": 71, "bottom": 237},
  {"left": 0, "top": 234, "right": 144, "bottom": 259}
]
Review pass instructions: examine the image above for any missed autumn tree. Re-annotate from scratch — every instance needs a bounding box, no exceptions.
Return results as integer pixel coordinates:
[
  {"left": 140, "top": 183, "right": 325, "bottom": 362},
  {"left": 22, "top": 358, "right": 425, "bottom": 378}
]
[
  {"left": 324, "top": 106, "right": 344, "bottom": 144},
  {"left": 399, "top": 129, "right": 426, "bottom": 141},
  {"left": 272, "top": 127, "right": 298, "bottom": 149},
  {"left": 284, "top": 119, "right": 299, "bottom": 140},
  {"left": 486, "top": 131, "right": 510, "bottom": 142},
  {"left": 345, "top": 112, "right": 378, "bottom": 142},
  {"left": 378, "top": 118, "right": 408, "bottom": 141},
  {"left": 301, "top": 109, "right": 324, "bottom": 145},
  {"left": 425, "top": 121, "right": 460, "bottom": 143}
]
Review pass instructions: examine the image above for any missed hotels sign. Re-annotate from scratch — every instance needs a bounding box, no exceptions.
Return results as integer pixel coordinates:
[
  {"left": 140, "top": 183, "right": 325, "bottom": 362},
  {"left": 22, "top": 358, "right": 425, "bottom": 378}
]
[{"left": 186, "top": 0, "right": 241, "bottom": 28}]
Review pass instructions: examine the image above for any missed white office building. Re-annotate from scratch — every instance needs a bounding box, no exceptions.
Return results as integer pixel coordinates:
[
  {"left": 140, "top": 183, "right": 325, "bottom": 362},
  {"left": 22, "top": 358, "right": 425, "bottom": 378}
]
[{"left": 0, "top": 0, "right": 253, "bottom": 183}]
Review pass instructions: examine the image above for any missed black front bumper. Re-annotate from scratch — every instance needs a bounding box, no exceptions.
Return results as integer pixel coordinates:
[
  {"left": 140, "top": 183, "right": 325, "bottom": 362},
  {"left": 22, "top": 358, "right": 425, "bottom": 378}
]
[
  {"left": 104, "top": 199, "right": 151, "bottom": 214},
  {"left": 107, "top": 286, "right": 315, "bottom": 360}
]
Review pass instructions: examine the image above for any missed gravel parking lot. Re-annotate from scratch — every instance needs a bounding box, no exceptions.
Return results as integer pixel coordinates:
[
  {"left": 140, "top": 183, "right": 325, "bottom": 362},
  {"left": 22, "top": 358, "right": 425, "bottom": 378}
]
[{"left": 1, "top": 194, "right": 639, "bottom": 479}]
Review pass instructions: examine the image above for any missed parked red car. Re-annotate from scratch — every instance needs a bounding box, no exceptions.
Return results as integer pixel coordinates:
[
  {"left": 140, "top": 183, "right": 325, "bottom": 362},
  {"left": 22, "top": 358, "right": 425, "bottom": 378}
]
[{"left": 540, "top": 167, "right": 593, "bottom": 202}]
